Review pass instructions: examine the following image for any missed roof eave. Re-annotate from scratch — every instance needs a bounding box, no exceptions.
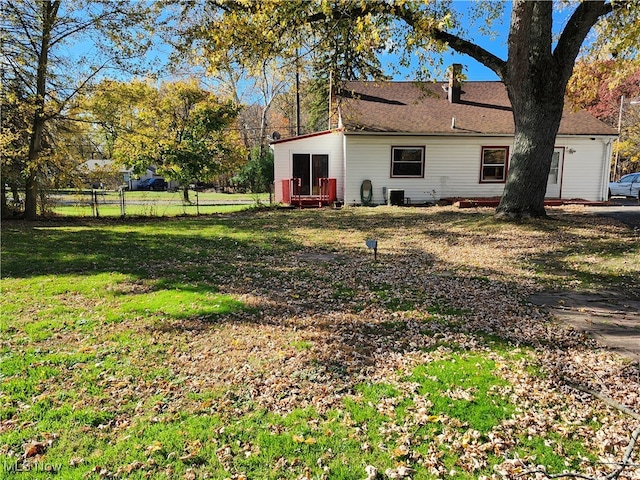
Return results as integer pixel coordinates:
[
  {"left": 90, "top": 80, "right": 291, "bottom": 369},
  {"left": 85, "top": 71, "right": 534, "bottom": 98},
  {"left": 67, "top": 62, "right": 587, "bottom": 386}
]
[
  {"left": 342, "top": 129, "right": 617, "bottom": 137},
  {"left": 269, "top": 129, "right": 342, "bottom": 145}
]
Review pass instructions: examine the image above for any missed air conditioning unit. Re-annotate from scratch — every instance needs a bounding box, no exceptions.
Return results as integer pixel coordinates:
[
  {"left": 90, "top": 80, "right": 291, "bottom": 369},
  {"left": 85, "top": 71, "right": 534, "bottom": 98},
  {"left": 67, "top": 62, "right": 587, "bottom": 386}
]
[{"left": 387, "top": 189, "right": 404, "bottom": 206}]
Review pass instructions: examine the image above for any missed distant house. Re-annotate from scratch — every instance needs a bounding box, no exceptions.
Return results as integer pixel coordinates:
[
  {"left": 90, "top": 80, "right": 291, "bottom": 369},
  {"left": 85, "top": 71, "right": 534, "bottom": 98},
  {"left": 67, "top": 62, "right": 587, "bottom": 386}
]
[
  {"left": 81, "top": 158, "right": 118, "bottom": 171},
  {"left": 80, "top": 160, "right": 176, "bottom": 190},
  {"left": 80, "top": 158, "right": 131, "bottom": 189},
  {"left": 272, "top": 69, "right": 617, "bottom": 206}
]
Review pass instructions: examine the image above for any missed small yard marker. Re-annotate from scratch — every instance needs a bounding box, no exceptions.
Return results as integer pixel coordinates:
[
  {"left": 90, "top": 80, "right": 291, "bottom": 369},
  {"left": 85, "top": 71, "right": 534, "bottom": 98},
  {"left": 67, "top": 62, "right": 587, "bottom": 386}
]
[{"left": 366, "top": 239, "right": 378, "bottom": 261}]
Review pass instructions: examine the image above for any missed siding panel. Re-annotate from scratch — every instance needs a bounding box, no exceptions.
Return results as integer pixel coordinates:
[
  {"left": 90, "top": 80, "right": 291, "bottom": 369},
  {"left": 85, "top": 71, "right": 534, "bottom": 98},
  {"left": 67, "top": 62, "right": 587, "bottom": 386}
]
[
  {"left": 344, "top": 135, "right": 612, "bottom": 204},
  {"left": 274, "top": 132, "right": 613, "bottom": 205},
  {"left": 556, "top": 137, "right": 610, "bottom": 201},
  {"left": 273, "top": 131, "right": 344, "bottom": 203},
  {"left": 345, "top": 135, "right": 511, "bottom": 205}
]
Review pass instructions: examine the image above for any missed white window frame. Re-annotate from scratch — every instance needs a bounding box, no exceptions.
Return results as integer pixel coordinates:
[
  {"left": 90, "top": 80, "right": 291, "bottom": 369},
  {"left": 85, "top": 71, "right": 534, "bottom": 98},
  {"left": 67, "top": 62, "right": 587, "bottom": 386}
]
[
  {"left": 390, "top": 146, "right": 425, "bottom": 178},
  {"left": 480, "top": 146, "right": 509, "bottom": 183}
]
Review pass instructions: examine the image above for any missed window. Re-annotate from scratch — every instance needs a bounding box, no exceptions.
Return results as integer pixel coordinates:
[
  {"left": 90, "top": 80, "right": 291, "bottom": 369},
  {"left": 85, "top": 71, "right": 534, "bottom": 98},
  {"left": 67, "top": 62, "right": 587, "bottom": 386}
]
[
  {"left": 391, "top": 146, "right": 425, "bottom": 177},
  {"left": 548, "top": 151, "right": 560, "bottom": 184},
  {"left": 480, "top": 146, "right": 509, "bottom": 182}
]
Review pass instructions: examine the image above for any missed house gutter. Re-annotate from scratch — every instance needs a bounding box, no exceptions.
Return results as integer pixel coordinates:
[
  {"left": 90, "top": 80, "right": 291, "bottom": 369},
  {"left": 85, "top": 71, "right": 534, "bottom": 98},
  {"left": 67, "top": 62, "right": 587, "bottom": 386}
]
[
  {"left": 270, "top": 128, "right": 343, "bottom": 145},
  {"left": 343, "top": 131, "right": 618, "bottom": 137},
  {"left": 342, "top": 131, "right": 515, "bottom": 137}
]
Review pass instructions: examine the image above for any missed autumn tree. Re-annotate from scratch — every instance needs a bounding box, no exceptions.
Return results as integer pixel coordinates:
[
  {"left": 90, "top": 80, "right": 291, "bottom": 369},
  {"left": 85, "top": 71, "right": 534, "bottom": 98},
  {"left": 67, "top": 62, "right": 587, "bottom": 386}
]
[
  {"left": 176, "top": 0, "right": 638, "bottom": 218},
  {"left": 85, "top": 79, "right": 245, "bottom": 202},
  {"left": 79, "top": 79, "right": 158, "bottom": 166},
  {"left": 172, "top": 29, "right": 293, "bottom": 191},
  {"left": 153, "top": 81, "right": 244, "bottom": 202},
  {"left": 1, "top": 0, "right": 156, "bottom": 219},
  {"left": 1, "top": 76, "right": 87, "bottom": 216},
  {"left": 1, "top": 79, "right": 32, "bottom": 217},
  {"left": 567, "top": 59, "right": 640, "bottom": 177}
]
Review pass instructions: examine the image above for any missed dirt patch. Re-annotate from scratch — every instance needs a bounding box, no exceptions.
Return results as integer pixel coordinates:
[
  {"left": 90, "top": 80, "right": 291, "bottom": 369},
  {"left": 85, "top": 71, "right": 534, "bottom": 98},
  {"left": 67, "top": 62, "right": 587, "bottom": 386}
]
[{"left": 529, "top": 291, "right": 640, "bottom": 362}]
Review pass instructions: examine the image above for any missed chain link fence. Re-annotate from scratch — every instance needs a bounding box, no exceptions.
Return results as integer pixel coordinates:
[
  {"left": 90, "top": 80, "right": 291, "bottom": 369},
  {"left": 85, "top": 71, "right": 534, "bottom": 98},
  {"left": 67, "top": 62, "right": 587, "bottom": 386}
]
[{"left": 4, "top": 189, "right": 272, "bottom": 218}]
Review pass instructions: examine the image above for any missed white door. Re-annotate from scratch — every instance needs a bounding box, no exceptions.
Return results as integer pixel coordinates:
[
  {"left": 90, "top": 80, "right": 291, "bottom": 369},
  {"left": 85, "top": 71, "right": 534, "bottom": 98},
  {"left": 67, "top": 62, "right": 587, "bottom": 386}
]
[{"left": 546, "top": 148, "right": 564, "bottom": 198}]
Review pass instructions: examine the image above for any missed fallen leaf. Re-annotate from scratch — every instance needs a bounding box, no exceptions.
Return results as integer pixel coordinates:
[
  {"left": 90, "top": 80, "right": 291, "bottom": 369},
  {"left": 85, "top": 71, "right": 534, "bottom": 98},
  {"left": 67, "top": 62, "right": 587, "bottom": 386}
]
[{"left": 24, "top": 441, "right": 47, "bottom": 458}]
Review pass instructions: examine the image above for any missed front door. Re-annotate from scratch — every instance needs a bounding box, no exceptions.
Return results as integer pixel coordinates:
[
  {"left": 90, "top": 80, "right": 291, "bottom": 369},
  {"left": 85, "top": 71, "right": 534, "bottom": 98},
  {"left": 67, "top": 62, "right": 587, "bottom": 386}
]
[
  {"left": 546, "top": 148, "right": 564, "bottom": 198},
  {"left": 292, "top": 154, "right": 329, "bottom": 195}
]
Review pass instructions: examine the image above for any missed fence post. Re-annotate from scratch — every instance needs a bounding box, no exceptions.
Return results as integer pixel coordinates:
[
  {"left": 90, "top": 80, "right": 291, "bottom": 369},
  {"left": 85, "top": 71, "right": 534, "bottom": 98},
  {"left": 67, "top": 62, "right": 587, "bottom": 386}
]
[
  {"left": 92, "top": 190, "right": 100, "bottom": 217},
  {"left": 120, "top": 188, "right": 126, "bottom": 217}
]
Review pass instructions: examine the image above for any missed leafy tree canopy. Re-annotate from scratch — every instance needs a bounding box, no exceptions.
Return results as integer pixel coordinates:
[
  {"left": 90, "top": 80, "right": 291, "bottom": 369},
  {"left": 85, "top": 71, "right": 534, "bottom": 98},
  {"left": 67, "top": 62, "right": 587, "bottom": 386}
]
[
  {"left": 568, "top": 59, "right": 640, "bottom": 174},
  {"left": 83, "top": 79, "right": 246, "bottom": 201},
  {"left": 567, "top": 59, "right": 640, "bottom": 126},
  {"left": 1, "top": 0, "right": 158, "bottom": 218}
]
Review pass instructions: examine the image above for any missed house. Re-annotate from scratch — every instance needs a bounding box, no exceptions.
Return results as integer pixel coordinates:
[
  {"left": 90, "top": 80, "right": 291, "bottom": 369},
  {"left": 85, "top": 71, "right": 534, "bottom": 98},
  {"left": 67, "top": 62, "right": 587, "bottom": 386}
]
[
  {"left": 272, "top": 67, "right": 617, "bottom": 206},
  {"left": 80, "top": 158, "right": 131, "bottom": 189}
]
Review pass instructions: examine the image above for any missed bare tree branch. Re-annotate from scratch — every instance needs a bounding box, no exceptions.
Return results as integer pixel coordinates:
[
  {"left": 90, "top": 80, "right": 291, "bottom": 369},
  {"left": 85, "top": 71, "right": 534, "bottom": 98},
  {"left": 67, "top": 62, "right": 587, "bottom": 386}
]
[{"left": 568, "top": 382, "right": 640, "bottom": 422}]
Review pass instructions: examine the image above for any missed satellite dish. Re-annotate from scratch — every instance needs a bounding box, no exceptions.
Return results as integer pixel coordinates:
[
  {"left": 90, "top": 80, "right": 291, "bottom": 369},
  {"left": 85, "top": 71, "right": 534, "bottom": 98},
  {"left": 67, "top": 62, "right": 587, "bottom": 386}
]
[{"left": 272, "top": 131, "right": 281, "bottom": 140}]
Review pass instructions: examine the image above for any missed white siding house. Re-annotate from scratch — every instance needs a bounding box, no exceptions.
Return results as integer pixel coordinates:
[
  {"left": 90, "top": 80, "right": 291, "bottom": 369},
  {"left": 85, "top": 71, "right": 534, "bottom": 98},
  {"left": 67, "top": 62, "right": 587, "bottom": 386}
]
[
  {"left": 273, "top": 130, "right": 344, "bottom": 204},
  {"left": 272, "top": 75, "right": 617, "bottom": 206}
]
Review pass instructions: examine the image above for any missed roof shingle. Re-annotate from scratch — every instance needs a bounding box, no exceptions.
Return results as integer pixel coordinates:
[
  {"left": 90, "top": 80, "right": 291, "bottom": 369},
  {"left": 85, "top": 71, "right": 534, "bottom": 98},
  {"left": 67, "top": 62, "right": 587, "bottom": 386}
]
[{"left": 337, "top": 81, "right": 617, "bottom": 136}]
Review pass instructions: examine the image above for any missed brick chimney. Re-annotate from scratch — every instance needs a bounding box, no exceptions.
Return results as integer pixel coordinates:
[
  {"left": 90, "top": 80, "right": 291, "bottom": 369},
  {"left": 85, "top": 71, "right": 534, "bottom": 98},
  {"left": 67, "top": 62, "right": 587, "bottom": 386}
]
[{"left": 448, "top": 64, "right": 462, "bottom": 103}]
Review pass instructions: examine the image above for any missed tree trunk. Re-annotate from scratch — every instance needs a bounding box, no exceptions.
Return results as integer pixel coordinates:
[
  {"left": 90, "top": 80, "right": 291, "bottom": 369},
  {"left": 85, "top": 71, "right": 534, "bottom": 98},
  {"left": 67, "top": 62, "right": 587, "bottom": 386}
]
[
  {"left": 496, "top": 84, "right": 565, "bottom": 219},
  {"left": 496, "top": 1, "right": 566, "bottom": 219},
  {"left": 183, "top": 185, "right": 190, "bottom": 203},
  {"left": 428, "top": 0, "right": 613, "bottom": 220},
  {"left": 1, "top": 183, "right": 8, "bottom": 219},
  {"left": 23, "top": 1, "right": 60, "bottom": 219},
  {"left": 24, "top": 174, "right": 39, "bottom": 219}
]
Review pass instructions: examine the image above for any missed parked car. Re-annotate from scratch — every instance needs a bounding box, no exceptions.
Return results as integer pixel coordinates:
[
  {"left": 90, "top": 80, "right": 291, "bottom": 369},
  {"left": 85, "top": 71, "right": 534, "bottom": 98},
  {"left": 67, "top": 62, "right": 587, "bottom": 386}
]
[
  {"left": 609, "top": 173, "right": 640, "bottom": 198},
  {"left": 137, "top": 178, "right": 167, "bottom": 191}
]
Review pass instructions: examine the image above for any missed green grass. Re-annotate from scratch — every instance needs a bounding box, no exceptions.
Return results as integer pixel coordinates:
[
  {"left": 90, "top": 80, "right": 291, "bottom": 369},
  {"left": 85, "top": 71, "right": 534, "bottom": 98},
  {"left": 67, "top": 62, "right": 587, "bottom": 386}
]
[
  {"left": 1, "top": 208, "right": 634, "bottom": 479},
  {"left": 45, "top": 190, "right": 268, "bottom": 217},
  {"left": 514, "top": 432, "right": 597, "bottom": 474},
  {"left": 53, "top": 203, "right": 252, "bottom": 217},
  {"left": 405, "top": 353, "right": 515, "bottom": 433}
]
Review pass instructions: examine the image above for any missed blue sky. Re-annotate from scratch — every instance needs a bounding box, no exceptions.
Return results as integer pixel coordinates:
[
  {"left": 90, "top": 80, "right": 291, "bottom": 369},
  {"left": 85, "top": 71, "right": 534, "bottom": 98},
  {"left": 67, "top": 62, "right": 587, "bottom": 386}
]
[
  {"left": 382, "top": 1, "right": 579, "bottom": 83},
  {"left": 380, "top": 1, "right": 511, "bottom": 82}
]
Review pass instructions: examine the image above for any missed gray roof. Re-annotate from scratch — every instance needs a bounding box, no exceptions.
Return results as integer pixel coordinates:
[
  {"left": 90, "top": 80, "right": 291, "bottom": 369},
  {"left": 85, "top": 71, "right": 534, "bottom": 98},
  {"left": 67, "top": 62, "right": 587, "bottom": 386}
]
[{"left": 338, "top": 81, "right": 617, "bottom": 136}]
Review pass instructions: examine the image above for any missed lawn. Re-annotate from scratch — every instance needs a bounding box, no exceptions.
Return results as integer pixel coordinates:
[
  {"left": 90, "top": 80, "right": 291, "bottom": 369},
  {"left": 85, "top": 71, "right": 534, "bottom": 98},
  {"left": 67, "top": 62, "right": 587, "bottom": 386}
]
[
  {"left": 1, "top": 205, "right": 639, "bottom": 479},
  {"left": 45, "top": 190, "right": 269, "bottom": 217}
]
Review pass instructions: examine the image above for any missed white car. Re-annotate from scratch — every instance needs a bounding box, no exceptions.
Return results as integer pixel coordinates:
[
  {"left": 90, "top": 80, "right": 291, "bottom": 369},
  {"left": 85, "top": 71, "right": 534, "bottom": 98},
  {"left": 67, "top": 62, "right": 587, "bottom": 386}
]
[{"left": 609, "top": 172, "right": 640, "bottom": 199}]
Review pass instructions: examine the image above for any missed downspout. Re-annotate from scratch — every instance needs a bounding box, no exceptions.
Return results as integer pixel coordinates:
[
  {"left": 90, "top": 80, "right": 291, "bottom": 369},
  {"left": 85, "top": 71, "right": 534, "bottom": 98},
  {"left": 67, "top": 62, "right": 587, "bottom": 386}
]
[
  {"left": 295, "top": 50, "right": 301, "bottom": 136},
  {"left": 601, "top": 138, "right": 613, "bottom": 201},
  {"left": 342, "top": 132, "right": 347, "bottom": 204}
]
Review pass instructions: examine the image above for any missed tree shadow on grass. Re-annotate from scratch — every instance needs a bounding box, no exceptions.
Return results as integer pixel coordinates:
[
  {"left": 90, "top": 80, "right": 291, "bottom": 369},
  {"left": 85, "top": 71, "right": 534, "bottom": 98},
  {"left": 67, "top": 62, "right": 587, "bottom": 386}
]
[
  {"left": 3, "top": 210, "right": 637, "bottom": 379},
  {"left": 2, "top": 210, "right": 639, "bottom": 480}
]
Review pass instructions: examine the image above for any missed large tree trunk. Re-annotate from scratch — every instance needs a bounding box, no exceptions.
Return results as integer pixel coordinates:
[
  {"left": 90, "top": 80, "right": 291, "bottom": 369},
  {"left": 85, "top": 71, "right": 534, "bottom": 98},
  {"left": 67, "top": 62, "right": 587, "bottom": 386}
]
[
  {"left": 23, "top": 173, "right": 39, "bottom": 219},
  {"left": 495, "top": 1, "right": 559, "bottom": 219},
  {"left": 497, "top": 81, "right": 565, "bottom": 219},
  {"left": 24, "top": 107, "right": 47, "bottom": 218},
  {"left": 494, "top": 0, "right": 612, "bottom": 219}
]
